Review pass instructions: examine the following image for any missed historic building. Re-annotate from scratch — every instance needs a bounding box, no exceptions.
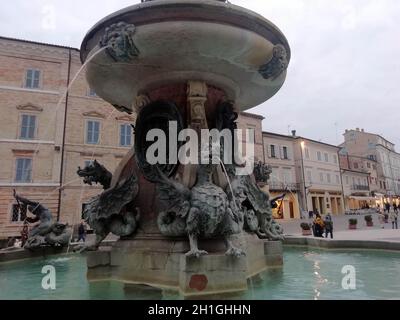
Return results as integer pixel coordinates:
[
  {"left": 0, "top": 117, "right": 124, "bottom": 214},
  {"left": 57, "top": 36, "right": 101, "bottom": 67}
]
[
  {"left": 293, "top": 133, "right": 344, "bottom": 216},
  {"left": 340, "top": 128, "right": 400, "bottom": 206},
  {"left": 262, "top": 131, "right": 300, "bottom": 219},
  {"left": 262, "top": 131, "right": 344, "bottom": 217},
  {"left": 339, "top": 153, "right": 384, "bottom": 210}
]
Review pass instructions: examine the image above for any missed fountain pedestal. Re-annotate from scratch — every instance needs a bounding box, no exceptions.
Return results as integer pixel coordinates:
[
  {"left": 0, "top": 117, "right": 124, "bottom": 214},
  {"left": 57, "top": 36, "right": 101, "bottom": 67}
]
[{"left": 87, "top": 234, "right": 282, "bottom": 297}]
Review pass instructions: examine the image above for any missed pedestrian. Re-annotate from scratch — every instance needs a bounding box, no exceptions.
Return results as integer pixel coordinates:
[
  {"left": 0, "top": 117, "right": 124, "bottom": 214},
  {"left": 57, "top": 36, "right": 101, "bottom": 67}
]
[
  {"left": 313, "top": 213, "right": 325, "bottom": 238},
  {"left": 308, "top": 210, "right": 314, "bottom": 219},
  {"left": 385, "top": 202, "right": 391, "bottom": 213},
  {"left": 389, "top": 210, "right": 398, "bottom": 229},
  {"left": 393, "top": 203, "right": 398, "bottom": 213},
  {"left": 77, "top": 221, "right": 87, "bottom": 243},
  {"left": 324, "top": 213, "right": 333, "bottom": 239}
]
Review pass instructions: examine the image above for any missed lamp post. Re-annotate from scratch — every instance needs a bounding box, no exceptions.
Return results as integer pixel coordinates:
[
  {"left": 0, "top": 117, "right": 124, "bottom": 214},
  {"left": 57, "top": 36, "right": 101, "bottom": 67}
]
[{"left": 300, "top": 140, "right": 308, "bottom": 213}]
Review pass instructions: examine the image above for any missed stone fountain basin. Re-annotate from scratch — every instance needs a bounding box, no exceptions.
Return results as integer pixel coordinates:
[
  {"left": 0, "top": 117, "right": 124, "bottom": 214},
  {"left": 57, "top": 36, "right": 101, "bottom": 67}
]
[{"left": 81, "top": 0, "right": 291, "bottom": 113}]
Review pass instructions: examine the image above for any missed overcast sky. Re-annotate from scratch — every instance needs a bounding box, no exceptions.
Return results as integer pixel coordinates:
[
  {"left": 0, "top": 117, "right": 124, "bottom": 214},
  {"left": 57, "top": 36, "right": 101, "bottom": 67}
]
[{"left": 1, "top": 0, "right": 399, "bottom": 148}]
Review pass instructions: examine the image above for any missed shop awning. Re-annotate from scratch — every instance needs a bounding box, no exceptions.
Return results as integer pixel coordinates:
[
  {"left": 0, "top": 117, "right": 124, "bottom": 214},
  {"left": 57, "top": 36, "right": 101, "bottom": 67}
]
[{"left": 348, "top": 196, "right": 377, "bottom": 201}]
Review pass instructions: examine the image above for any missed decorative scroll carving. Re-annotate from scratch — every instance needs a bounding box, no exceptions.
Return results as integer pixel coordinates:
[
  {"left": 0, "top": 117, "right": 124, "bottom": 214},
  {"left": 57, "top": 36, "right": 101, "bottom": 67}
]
[
  {"left": 134, "top": 101, "right": 184, "bottom": 182},
  {"left": 259, "top": 44, "right": 288, "bottom": 80},
  {"left": 100, "top": 21, "right": 140, "bottom": 62},
  {"left": 134, "top": 94, "right": 151, "bottom": 112}
]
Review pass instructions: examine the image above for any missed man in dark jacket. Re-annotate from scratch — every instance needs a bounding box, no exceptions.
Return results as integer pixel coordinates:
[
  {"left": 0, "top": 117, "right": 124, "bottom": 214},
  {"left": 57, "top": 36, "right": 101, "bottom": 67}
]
[
  {"left": 77, "top": 222, "right": 87, "bottom": 243},
  {"left": 324, "top": 213, "right": 333, "bottom": 239}
]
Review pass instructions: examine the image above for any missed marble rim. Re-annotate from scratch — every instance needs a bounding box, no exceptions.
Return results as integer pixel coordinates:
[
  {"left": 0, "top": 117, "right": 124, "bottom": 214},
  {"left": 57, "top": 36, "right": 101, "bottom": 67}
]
[{"left": 80, "top": 0, "right": 291, "bottom": 64}]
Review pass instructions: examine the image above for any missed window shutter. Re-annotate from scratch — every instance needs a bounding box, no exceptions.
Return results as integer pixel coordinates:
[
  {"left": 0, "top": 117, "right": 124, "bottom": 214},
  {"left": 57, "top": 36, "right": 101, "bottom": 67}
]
[
  {"left": 26, "top": 70, "right": 33, "bottom": 88},
  {"left": 33, "top": 70, "right": 40, "bottom": 88},
  {"left": 267, "top": 145, "right": 272, "bottom": 158}
]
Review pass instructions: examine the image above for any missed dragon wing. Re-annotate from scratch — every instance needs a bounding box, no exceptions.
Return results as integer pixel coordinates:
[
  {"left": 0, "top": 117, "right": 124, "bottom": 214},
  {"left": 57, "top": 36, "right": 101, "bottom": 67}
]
[
  {"left": 84, "top": 174, "right": 139, "bottom": 222},
  {"left": 155, "top": 168, "right": 191, "bottom": 218}
]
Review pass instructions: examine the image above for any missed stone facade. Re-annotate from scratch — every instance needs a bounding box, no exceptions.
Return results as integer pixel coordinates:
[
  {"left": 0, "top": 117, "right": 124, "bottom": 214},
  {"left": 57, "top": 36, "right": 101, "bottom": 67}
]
[
  {"left": 293, "top": 136, "right": 344, "bottom": 215},
  {"left": 341, "top": 128, "right": 400, "bottom": 205},
  {"left": 262, "top": 132, "right": 300, "bottom": 219}
]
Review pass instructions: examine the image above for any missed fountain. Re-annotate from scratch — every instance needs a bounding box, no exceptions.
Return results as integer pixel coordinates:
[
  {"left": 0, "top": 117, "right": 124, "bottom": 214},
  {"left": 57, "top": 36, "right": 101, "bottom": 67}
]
[{"left": 78, "top": 0, "right": 291, "bottom": 297}]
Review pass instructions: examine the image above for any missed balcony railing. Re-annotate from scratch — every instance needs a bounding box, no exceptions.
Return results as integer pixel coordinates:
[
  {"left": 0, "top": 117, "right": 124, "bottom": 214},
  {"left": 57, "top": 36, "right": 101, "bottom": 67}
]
[
  {"left": 351, "top": 184, "right": 369, "bottom": 191},
  {"left": 268, "top": 181, "right": 300, "bottom": 191}
]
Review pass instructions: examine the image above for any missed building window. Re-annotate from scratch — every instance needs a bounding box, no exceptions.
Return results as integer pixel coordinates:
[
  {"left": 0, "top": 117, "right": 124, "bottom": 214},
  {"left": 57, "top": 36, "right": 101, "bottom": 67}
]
[
  {"left": 319, "top": 172, "right": 324, "bottom": 182},
  {"left": 327, "top": 173, "right": 331, "bottom": 183},
  {"left": 19, "top": 114, "right": 37, "bottom": 139},
  {"left": 353, "top": 163, "right": 359, "bottom": 169},
  {"left": 88, "top": 88, "right": 97, "bottom": 97},
  {"left": 324, "top": 153, "right": 329, "bottom": 162},
  {"left": 333, "top": 155, "right": 338, "bottom": 164},
  {"left": 11, "top": 204, "right": 27, "bottom": 222},
  {"left": 336, "top": 175, "right": 340, "bottom": 184},
  {"left": 317, "top": 151, "right": 322, "bottom": 161},
  {"left": 282, "top": 146, "right": 289, "bottom": 160},
  {"left": 270, "top": 145, "right": 276, "bottom": 158},
  {"left": 15, "top": 158, "right": 32, "bottom": 183},
  {"left": 86, "top": 120, "right": 100, "bottom": 144},
  {"left": 367, "top": 162, "right": 371, "bottom": 169},
  {"left": 25, "top": 69, "right": 41, "bottom": 89},
  {"left": 307, "top": 171, "right": 312, "bottom": 183},
  {"left": 120, "top": 124, "right": 132, "bottom": 147},
  {"left": 345, "top": 176, "right": 349, "bottom": 185},
  {"left": 304, "top": 148, "right": 310, "bottom": 159}
]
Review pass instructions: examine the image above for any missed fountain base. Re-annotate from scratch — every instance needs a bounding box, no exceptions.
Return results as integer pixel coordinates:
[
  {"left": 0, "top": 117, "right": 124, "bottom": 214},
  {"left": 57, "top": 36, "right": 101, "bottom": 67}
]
[{"left": 86, "top": 233, "right": 283, "bottom": 297}]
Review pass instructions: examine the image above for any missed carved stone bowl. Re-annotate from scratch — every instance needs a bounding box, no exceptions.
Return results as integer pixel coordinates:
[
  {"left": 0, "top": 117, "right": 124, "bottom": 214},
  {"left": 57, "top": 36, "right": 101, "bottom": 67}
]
[{"left": 80, "top": 0, "right": 291, "bottom": 113}]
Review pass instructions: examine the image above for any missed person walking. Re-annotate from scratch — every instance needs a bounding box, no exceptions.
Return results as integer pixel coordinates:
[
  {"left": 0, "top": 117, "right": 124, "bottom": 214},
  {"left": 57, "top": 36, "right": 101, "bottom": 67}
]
[
  {"left": 324, "top": 213, "right": 333, "bottom": 239},
  {"left": 393, "top": 203, "right": 398, "bottom": 213},
  {"left": 385, "top": 202, "right": 391, "bottom": 213},
  {"left": 389, "top": 210, "right": 398, "bottom": 229},
  {"left": 77, "top": 221, "right": 87, "bottom": 243}
]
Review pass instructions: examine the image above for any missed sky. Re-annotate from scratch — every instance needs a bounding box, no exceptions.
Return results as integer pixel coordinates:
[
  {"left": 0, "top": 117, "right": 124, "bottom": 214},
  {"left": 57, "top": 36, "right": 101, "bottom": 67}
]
[{"left": 1, "top": 0, "right": 399, "bottom": 148}]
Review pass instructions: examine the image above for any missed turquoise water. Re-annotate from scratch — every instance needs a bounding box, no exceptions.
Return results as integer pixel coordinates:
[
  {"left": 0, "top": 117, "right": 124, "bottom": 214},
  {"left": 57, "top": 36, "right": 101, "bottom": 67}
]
[{"left": 0, "top": 247, "right": 399, "bottom": 300}]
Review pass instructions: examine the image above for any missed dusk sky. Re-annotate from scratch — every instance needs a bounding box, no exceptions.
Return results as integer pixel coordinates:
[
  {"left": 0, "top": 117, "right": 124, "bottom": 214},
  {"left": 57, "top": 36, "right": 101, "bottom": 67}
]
[{"left": 1, "top": 0, "right": 399, "bottom": 148}]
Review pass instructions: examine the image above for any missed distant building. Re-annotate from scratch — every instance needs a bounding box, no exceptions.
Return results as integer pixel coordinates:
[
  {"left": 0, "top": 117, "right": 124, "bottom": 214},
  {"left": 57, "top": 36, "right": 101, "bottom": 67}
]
[
  {"left": 263, "top": 130, "right": 344, "bottom": 217},
  {"left": 340, "top": 128, "right": 400, "bottom": 206},
  {"left": 262, "top": 132, "right": 300, "bottom": 219},
  {"left": 292, "top": 133, "right": 344, "bottom": 216}
]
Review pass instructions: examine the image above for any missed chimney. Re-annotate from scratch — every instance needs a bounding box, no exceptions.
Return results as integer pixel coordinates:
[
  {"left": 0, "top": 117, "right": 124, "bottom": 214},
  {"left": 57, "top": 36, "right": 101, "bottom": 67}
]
[
  {"left": 345, "top": 129, "right": 349, "bottom": 133},
  {"left": 361, "top": 129, "right": 364, "bottom": 132},
  {"left": 291, "top": 130, "right": 296, "bottom": 137},
  {"left": 356, "top": 128, "right": 360, "bottom": 131}
]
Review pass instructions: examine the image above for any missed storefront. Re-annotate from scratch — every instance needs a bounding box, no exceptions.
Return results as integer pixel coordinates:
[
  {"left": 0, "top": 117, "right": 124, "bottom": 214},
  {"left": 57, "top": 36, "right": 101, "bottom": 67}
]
[
  {"left": 308, "top": 191, "right": 344, "bottom": 215},
  {"left": 270, "top": 192, "right": 300, "bottom": 220},
  {"left": 347, "top": 196, "right": 377, "bottom": 210}
]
